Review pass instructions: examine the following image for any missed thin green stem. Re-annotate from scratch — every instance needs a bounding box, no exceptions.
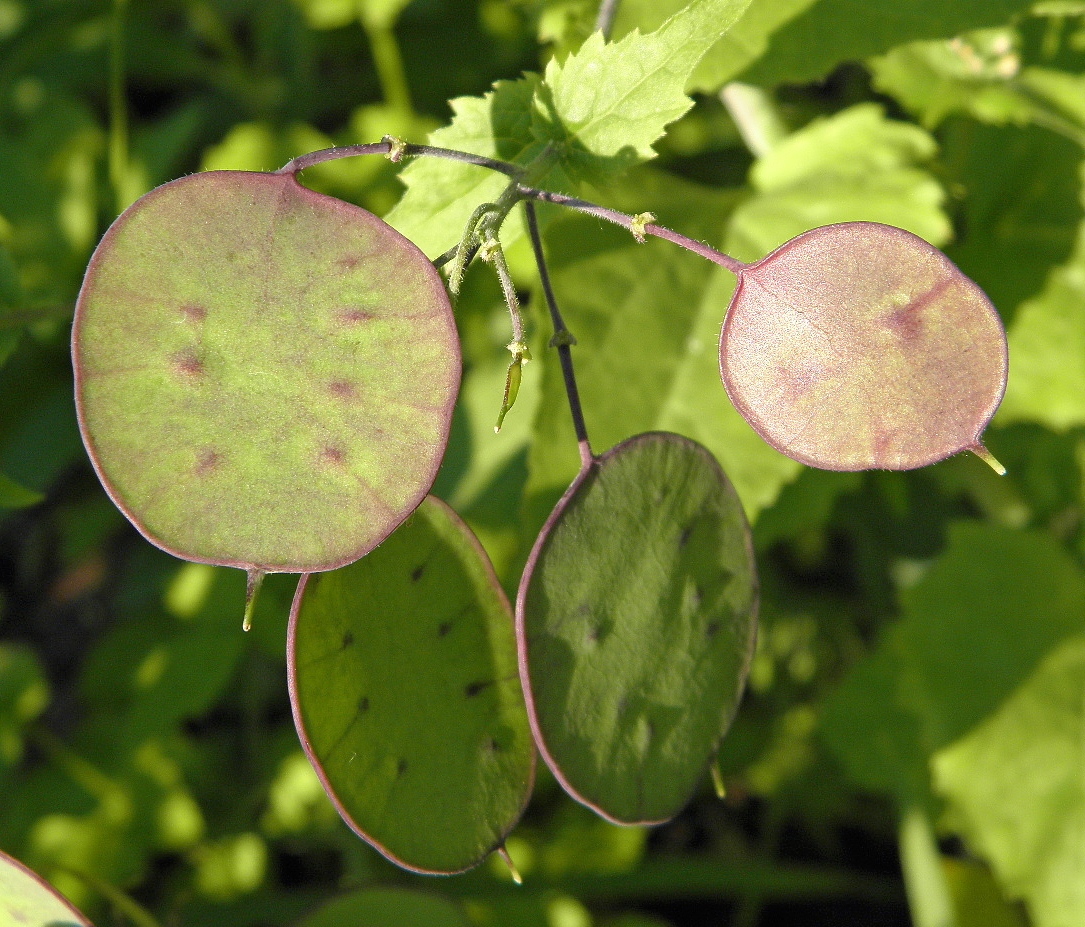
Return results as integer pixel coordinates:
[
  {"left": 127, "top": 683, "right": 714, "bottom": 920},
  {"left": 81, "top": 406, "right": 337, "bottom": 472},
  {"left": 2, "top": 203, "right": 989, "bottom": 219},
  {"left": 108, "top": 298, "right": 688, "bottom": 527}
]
[
  {"left": 525, "top": 201, "right": 592, "bottom": 467},
  {"left": 519, "top": 186, "right": 746, "bottom": 275},
  {"left": 364, "top": 21, "right": 412, "bottom": 113},
  {"left": 109, "top": 0, "right": 130, "bottom": 213},
  {"left": 899, "top": 804, "right": 957, "bottom": 927},
  {"left": 595, "top": 0, "right": 622, "bottom": 39}
]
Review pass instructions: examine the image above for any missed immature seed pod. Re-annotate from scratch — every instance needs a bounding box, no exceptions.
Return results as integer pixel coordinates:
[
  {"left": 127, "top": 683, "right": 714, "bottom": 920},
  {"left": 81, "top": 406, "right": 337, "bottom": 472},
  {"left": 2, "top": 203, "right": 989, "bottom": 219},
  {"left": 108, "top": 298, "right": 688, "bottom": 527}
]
[{"left": 719, "top": 222, "right": 1008, "bottom": 471}]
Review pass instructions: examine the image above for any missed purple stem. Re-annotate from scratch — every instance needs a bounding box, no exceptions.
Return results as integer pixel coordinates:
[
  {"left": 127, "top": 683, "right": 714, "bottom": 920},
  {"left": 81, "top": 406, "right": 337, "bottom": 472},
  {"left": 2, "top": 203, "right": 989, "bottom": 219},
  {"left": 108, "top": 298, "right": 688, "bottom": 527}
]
[
  {"left": 520, "top": 186, "right": 746, "bottom": 276},
  {"left": 277, "top": 140, "right": 523, "bottom": 178}
]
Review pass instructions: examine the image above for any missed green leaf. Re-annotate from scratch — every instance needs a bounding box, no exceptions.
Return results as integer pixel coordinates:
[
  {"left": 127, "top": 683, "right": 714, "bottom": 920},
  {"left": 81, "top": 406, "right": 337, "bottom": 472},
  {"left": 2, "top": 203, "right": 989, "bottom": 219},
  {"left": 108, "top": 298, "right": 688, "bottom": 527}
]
[
  {"left": 0, "top": 849, "right": 91, "bottom": 927},
  {"left": 289, "top": 496, "right": 534, "bottom": 874},
  {"left": 74, "top": 170, "right": 459, "bottom": 571},
  {"left": 728, "top": 104, "right": 951, "bottom": 261},
  {"left": 934, "top": 635, "right": 1085, "bottom": 927},
  {"left": 897, "top": 523, "right": 1085, "bottom": 751},
  {"left": 940, "top": 121, "right": 1083, "bottom": 321},
  {"left": 297, "top": 887, "right": 470, "bottom": 927},
  {"left": 820, "top": 643, "right": 927, "bottom": 800},
  {"left": 738, "top": 0, "right": 1038, "bottom": 89},
  {"left": 720, "top": 222, "right": 1008, "bottom": 471},
  {"left": 385, "top": 77, "right": 543, "bottom": 259},
  {"left": 612, "top": 0, "right": 818, "bottom": 93},
  {"left": 999, "top": 189, "right": 1085, "bottom": 429},
  {"left": 533, "top": 0, "right": 754, "bottom": 172},
  {"left": 518, "top": 433, "right": 757, "bottom": 824},
  {"left": 0, "top": 471, "right": 44, "bottom": 509}
]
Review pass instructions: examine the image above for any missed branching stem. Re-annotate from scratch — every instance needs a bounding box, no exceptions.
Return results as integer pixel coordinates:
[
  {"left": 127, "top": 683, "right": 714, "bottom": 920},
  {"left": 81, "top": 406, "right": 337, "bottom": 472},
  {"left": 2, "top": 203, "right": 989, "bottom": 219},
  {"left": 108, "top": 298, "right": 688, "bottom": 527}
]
[
  {"left": 525, "top": 201, "right": 593, "bottom": 469},
  {"left": 275, "top": 141, "right": 746, "bottom": 276},
  {"left": 595, "top": 0, "right": 622, "bottom": 39}
]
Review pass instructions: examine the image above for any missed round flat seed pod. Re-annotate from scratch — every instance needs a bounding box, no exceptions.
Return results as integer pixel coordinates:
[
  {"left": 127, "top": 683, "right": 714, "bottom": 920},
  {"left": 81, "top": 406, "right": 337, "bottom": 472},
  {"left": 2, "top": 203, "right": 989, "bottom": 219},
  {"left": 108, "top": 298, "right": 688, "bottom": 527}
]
[
  {"left": 517, "top": 433, "right": 758, "bottom": 825},
  {"left": 74, "top": 171, "right": 459, "bottom": 572},
  {"left": 288, "top": 496, "right": 534, "bottom": 874},
  {"left": 0, "top": 850, "right": 92, "bottom": 927},
  {"left": 720, "top": 222, "right": 1007, "bottom": 471},
  {"left": 297, "top": 887, "right": 470, "bottom": 927}
]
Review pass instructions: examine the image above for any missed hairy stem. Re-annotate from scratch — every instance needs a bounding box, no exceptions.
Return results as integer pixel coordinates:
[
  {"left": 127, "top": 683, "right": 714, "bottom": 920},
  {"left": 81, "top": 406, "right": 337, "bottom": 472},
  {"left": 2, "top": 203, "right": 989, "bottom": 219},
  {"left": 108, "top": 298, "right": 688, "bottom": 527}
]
[
  {"left": 277, "top": 139, "right": 524, "bottom": 178},
  {"left": 520, "top": 186, "right": 745, "bottom": 275},
  {"left": 595, "top": 0, "right": 622, "bottom": 39},
  {"left": 525, "top": 202, "right": 592, "bottom": 468}
]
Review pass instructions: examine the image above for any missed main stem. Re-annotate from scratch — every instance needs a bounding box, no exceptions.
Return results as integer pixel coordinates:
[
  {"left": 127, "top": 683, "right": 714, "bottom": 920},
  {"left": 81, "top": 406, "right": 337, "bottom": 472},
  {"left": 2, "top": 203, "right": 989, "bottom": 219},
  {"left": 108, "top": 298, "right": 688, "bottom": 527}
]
[
  {"left": 275, "top": 141, "right": 745, "bottom": 276},
  {"left": 525, "top": 201, "right": 593, "bottom": 470}
]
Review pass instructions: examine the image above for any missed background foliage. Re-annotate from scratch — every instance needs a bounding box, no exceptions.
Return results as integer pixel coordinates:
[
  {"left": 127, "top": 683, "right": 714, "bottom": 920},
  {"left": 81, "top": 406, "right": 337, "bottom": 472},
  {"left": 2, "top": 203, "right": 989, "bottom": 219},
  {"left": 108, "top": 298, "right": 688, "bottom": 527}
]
[{"left": 1, "top": 0, "right": 1083, "bottom": 925}]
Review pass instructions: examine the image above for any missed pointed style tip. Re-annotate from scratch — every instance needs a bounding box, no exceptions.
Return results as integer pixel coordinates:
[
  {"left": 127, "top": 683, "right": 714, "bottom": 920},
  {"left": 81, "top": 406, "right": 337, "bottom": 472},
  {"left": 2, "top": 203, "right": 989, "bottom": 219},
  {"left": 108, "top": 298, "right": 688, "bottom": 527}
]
[
  {"left": 243, "top": 568, "right": 265, "bottom": 632},
  {"left": 710, "top": 762, "right": 726, "bottom": 800},
  {"left": 970, "top": 443, "right": 1006, "bottom": 476},
  {"left": 497, "top": 845, "right": 523, "bottom": 884}
]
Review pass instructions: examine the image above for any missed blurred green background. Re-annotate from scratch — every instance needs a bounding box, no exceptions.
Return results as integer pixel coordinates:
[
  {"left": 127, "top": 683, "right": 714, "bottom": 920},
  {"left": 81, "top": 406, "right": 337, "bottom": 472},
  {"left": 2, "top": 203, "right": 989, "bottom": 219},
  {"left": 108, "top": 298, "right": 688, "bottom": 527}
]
[{"left": 2, "top": 1, "right": 1085, "bottom": 925}]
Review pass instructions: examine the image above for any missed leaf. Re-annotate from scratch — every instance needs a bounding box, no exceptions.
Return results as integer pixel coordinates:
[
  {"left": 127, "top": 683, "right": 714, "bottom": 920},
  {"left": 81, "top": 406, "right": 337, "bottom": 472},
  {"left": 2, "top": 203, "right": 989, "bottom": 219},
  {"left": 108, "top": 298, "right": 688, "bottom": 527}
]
[
  {"left": 0, "top": 471, "right": 44, "bottom": 509},
  {"left": 999, "top": 191, "right": 1085, "bottom": 429},
  {"left": 288, "top": 496, "right": 534, "bottom": 874},
  {"left": 533, "top": 0, "right": 755, "bottom": 171},
  {"left": 389, "top": 0, "right": 753, "bottom": 258},
  {"left": 897, "top": 523, "right": 1085, "bottom": 751},
  {"left": 720, "top": 222, "right": 1008, "bottom": 470},
  {"left": 934, "top": 635, "right": 1085, "bottom": 927},
  {"left": 611, "top": 0, "right": 819, "bottom": 93},
  {"left": 738, "top": 0, "right": 1039, "bottom": 89},
  {"left": 940, "top": 121, "right": 1083, "bottom": 322},
  {"left": 0, "top": 849, "right": 91, "bottom": 927},
  {"left": 297, "top": 887, "right": 470, "bottom": 927},
  {"left": 518, "top": 433, "right": 757, "bottom": 824},
  {"left": 73, "top": 170, "right": 459, "bottom": 572},
  {"left": 727, "top": 104, "right": 951, "bottom": 261},
  {"left": 385, "top": 76, "right": 543, "bottom": 259}
]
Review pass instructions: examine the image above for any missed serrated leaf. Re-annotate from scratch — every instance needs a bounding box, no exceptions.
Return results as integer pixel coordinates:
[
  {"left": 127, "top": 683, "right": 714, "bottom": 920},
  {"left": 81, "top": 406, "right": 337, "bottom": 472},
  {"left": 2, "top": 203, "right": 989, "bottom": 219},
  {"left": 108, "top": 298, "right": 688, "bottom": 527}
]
[
  {"left": 297, "top": 887, "right": 470, "bottom": 927},
  {"left": 934, "top": 635, "right": 1085, "bottom": 927},
  {"left": 518, "top": 433, "right": 757, "bottom": 824},
  {"left": 289, "top": 497, "right": 534, "bottom": 874},
  {"left": 0, "top": 849, "right": 91, "bottom": 927},
  {"left": 74, "top": 170, "right": 459, "bottom": 571},
  {"left": 533, "top": 0, "right": 754, "bottom": 172},
  {"left": 611, "top": 0, "right": 817, "bottom": 93},
  {"left": 385, "top": 76, "right": 544, "bottom": 259}
]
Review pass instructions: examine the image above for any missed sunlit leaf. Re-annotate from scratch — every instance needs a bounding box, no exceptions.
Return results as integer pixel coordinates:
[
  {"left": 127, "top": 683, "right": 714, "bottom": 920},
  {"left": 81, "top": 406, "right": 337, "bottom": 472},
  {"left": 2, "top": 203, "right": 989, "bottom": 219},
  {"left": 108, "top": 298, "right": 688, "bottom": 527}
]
[
  {"left": 518, "top": 433, "right": 757, "bottom": 824},
  {"left": 74, "top": 170, "right": 459, "bottom": 571},
  {"left": 289, "top": 496, "right": 534, "bottom": 873},
  {"left": 934, "top": 635, "right": 1085, "bottom": 927}
]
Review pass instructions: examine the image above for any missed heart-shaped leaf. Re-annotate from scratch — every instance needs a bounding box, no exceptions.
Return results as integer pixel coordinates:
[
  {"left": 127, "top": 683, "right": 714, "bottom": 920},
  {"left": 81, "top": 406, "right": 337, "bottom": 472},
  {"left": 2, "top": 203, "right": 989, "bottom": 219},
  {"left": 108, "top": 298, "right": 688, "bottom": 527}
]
[
  {"left": 289, "top": 496, "right": 534, "bottom": 874},
  {"left": 74, "top": 170, "right": 460, "bottom": 572},
  {"left": 0, "top": 850, "right": 91, "bottom": 927},
  {"left": 517, "top": 433, "right": 758, "bottom": 825},
  {"left": 719, "top": 222, "right": 1007, "bottom": 471}
]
